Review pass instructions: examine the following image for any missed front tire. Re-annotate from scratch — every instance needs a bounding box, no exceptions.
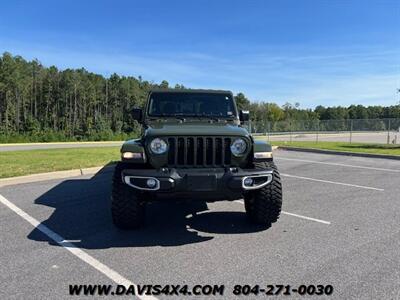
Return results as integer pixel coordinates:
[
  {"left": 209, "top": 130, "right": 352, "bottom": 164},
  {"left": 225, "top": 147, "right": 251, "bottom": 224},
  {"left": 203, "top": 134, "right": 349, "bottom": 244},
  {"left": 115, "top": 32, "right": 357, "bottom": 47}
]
[
  {"left": 244, "top": 161, "right": 282, "bottom": 226},
  {"left": 111, "top": 162, "right": 146, "bottom": 229}
]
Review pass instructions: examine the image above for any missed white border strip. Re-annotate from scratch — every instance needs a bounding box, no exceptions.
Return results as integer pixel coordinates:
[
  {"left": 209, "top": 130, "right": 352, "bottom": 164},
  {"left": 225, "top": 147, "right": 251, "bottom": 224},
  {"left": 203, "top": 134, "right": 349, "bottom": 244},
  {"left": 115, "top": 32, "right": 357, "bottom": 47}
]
[
  {"left": 281, "top": 173, "right": 384, "bottom": 191},
  {"left": 0, "top": 194, "right": 157, "bottom": 300},
  {"left": 280, "top": 211, "right": 331, "bottom": 225}
]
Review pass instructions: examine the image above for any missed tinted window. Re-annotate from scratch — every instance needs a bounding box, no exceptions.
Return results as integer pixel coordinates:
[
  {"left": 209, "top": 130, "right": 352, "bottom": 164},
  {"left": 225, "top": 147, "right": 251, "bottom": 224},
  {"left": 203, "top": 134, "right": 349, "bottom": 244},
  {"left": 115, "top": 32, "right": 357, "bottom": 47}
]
[{"left": 148, "top": 92, "right": 236, "bottom": 117}]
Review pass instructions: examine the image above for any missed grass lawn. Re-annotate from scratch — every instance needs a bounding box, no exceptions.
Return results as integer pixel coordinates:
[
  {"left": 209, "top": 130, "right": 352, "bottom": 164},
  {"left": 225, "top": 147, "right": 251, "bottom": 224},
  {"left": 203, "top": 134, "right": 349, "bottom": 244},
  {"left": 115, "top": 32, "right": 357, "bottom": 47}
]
[
  {"left": 266, "top": 140, "right": 400, "bottom": 156},
  {"left": 2, "top": 141, "right": 399, "bottom": 179},
  {"left": 0, "top": 147, "right": 120, "bottom": 178}
]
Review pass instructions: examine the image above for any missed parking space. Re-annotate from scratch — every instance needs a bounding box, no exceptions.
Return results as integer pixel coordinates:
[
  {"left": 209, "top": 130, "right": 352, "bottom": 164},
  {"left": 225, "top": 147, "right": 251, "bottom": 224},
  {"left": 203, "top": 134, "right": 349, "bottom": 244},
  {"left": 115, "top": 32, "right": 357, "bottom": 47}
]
[{"left": 1, "top": 150, "right": 399, "bottom": 299}]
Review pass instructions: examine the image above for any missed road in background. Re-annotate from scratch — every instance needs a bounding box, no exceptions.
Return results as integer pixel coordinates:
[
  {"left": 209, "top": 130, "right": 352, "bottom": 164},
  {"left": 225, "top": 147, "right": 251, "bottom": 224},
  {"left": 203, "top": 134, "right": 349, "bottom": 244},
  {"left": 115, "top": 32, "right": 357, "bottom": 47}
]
[
  {"left": 262, "top": 131, "right": 399, "bottom": 144},
  {"left": 251, "top": 118, "right": 400, "bottom": 144},
  {"left": 1, "top": 150, "right": 399, "bottom": 299},
  {"left": 0, "top": 141, "right": 123, "bottom": 152}
]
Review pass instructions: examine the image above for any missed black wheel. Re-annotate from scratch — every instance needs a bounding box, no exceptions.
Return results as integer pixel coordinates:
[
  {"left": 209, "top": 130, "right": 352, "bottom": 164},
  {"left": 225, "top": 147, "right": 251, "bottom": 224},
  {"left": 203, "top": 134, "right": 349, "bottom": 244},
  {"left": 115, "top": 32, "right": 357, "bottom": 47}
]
[
  {"left": 244, "top": 161, "right": 282, "bottom": 226},
  {"left": 111, "top": 162, "right": 146, "bottom": 229}
]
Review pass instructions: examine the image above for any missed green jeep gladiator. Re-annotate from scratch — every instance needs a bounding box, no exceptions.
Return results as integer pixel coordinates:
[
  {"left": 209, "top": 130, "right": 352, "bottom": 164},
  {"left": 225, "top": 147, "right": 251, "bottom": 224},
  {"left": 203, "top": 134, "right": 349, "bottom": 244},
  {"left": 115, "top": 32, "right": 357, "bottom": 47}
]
[{"left": 112, "top": 89, "right": 282, "bottom": 229}]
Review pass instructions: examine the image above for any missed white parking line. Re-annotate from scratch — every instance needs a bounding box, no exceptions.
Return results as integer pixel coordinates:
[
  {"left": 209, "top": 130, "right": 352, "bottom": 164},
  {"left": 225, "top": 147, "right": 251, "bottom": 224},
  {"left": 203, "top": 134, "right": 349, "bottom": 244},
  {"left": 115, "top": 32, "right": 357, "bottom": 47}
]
[
  {"left": 0, "top": 194, "right": 157, "bottom": 300},
  {"left": 234, "top": 200, "right": 331, "bottom": 225},
  {"left": 280, "top": 211, "right": 331, "bottom": 225},
  {"left": 281, "top": 173, "right": 384, "bottom": 191},
  {"left": 276, "top": 157, "right": 400, "bottom": 173}
]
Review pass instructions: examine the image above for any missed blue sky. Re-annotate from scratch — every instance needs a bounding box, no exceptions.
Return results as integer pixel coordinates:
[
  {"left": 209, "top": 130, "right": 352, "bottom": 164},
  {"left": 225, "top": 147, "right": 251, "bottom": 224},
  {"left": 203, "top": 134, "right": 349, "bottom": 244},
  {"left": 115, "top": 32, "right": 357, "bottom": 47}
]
[{"left": 0, "top": 0, "right": 399, "bottom": 108}]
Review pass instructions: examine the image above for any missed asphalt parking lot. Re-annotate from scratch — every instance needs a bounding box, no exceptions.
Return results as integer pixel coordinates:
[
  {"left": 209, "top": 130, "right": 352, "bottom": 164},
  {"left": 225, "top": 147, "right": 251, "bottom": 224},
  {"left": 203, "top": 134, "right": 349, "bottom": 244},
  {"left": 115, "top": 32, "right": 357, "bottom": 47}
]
[{"left": 1, "top": 150, "right": 399, "bottom": 299}]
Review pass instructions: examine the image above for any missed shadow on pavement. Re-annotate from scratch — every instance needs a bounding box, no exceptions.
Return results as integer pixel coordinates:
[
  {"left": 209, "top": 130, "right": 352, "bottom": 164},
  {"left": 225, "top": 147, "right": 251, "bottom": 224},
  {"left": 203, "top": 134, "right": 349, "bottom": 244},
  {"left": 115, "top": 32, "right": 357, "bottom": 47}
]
[{"left": 28, "top": 164, "right": 265, "bottom": 249}]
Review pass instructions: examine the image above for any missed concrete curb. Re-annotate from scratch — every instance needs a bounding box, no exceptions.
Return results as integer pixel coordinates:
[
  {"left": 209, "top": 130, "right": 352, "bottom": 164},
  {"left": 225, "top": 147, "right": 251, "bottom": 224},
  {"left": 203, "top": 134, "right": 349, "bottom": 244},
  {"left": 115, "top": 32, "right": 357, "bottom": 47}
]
[
  {"left": 0, "top": 146, "right": 280, "bottom": 187},
  {"left": 0, "top": 146, "right": 278, "bottom": 187},
  {"left": 0, "top": 164, "right": 116, "bottom": 188},
  {"left": 277, "top": 146, "right": 400, "bottom": 160}
]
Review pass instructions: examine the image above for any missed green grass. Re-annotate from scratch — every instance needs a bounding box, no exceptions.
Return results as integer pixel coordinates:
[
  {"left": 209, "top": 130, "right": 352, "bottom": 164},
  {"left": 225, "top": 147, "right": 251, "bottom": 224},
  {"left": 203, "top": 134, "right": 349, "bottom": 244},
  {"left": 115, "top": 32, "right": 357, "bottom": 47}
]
[
  {"left": 2, "top": 140, "right": 399, "bottom": 179},
  {"left": 265, "top": 140, "right": 400, "bottom": 156},
  {"left": 0, "top": 147, "right": 120, "bottom": 178}
]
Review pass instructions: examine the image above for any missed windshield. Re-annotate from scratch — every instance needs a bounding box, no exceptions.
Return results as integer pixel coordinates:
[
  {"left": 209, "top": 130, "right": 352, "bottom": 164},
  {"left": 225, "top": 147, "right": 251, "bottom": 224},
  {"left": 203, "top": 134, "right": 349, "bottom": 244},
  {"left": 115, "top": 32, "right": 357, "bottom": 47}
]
[{"left": 148, "top": 92, "right": 237, "bottom": 118}]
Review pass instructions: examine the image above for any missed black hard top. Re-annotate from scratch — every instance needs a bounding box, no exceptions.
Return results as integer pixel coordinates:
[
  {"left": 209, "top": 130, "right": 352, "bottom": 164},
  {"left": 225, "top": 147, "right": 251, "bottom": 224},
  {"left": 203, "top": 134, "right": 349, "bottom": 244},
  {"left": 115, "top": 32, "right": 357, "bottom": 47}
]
[{"left": 149, "top": 88, "right": 233, "bottom": 95}]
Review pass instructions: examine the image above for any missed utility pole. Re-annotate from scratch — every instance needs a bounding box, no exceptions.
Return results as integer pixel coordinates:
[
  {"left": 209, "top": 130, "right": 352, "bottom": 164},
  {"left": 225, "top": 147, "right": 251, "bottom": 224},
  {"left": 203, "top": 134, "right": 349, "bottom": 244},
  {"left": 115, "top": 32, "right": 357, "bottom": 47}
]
[
  {"left": 105, "top": 79, "right": 109, "bottom": 117},
  {"left": 349, "top": 119, "right": 353, "bottom": 144},
  {"left": 73, "top": 82, "right": 77, "bottom": 134}
]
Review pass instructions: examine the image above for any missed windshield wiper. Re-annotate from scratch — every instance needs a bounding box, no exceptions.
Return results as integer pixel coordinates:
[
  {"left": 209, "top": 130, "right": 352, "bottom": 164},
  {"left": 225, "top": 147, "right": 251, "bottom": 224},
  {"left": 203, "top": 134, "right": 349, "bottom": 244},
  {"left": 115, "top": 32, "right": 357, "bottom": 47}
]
[
  {"left": 149, "top": 113, "right": 186, "bottom": 122},
  {"left": 199, "top": 112, "right": 226, "bottom": 122},
  {"left": 151, "top": 113, "right": 233, "bottom": 123},
  {"left": 171, "top": 113, "right": 190, "bottom": 122}
]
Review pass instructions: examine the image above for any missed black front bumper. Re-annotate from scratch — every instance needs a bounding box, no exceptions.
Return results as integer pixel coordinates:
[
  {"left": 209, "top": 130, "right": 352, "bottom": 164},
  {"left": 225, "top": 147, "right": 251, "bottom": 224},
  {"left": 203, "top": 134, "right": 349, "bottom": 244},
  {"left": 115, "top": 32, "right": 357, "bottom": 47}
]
[{"left": 121, "top": 167, "right": 273, "bottom": 201}]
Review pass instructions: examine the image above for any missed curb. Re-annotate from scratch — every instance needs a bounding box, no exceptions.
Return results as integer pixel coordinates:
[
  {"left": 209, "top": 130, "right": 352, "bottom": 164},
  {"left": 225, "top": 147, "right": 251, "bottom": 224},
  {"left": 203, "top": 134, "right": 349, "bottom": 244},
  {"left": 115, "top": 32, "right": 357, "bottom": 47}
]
[
  {"left": 0, "top": 146, "right": 296, "bottom": 188},
  {"left": 277, "top": 146, "right": 400, "bottom": 160},
  {"left": 3, "top": 144, "right": 396, "bottom": 187},
  {"left": 1, "top": 147, "right": 281, "bottom": 187},
  {"left": 0, "top": 164, "right": 116, "bottom": 188}
]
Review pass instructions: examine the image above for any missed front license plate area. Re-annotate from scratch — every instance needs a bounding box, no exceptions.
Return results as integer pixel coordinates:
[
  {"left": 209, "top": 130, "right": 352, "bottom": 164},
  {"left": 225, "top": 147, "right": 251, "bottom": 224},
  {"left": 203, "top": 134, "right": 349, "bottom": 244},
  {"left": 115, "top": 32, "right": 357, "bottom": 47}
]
[{"left": 186, "top": 175, "right": 217, "bottom": 191}]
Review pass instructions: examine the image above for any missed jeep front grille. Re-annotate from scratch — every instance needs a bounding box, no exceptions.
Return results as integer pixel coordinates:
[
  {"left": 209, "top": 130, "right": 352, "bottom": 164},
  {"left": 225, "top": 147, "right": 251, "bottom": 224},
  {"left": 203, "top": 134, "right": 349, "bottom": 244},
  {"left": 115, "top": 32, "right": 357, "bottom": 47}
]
[{"left": 167, "top": 137, "right": 232, "bottom": 167}]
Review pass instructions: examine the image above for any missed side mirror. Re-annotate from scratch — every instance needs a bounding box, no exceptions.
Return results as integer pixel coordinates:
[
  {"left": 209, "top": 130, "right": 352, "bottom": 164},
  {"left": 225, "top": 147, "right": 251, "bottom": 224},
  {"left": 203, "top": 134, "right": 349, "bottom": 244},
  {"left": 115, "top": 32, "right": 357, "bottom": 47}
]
[
  {"left": 239, "top": 110, "right": 250, "bottom": 122},
  {"left": 131, "top": 108, "right": 143, "bottom": 123}
]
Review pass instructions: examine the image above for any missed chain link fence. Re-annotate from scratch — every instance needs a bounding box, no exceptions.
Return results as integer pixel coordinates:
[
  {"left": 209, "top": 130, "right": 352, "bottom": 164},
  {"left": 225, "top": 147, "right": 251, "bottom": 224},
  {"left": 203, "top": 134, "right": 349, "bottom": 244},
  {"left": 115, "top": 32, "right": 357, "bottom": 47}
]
[{"left": 249, "top": 118, "right": 400, "bottom": 144}]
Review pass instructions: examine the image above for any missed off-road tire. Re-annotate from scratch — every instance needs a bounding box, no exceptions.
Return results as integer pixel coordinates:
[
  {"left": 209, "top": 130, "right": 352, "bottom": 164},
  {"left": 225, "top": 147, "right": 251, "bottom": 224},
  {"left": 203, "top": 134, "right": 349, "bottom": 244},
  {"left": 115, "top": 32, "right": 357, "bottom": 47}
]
[
  {"left": 244, "top": 161, "right": 282, "bottom": 226},
  {"left": 111, "top": 162, "right": 146, "bottom": 229}
]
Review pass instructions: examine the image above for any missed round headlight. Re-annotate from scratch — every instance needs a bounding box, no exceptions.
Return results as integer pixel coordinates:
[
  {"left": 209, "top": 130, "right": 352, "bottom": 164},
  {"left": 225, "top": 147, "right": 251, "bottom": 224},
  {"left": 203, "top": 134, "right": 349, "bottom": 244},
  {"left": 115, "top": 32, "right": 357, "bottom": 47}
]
[
  {"left": 150, "top": 138, "right": 168, "bottom": 154},
  {"left": 231, "top": 138, "right": 247, "bottom": 156}
]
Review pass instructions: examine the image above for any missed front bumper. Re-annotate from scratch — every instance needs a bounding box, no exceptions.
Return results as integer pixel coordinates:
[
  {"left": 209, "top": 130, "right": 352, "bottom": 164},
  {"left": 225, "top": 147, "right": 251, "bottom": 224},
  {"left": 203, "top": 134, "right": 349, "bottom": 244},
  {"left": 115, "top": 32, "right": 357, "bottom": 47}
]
[{"left": 121, "top": 167, "right": 273, "bottom": 200}]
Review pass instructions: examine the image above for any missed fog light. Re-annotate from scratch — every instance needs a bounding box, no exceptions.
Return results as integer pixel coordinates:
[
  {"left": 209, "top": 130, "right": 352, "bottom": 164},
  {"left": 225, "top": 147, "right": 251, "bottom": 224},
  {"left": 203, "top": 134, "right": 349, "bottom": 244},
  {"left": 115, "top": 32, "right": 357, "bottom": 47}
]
[
  {"left": 244, "top": 177, "right": 254, "bottom": 186},
  {"left": 146, "top": 178, "right": 157, "bottom": 188}
]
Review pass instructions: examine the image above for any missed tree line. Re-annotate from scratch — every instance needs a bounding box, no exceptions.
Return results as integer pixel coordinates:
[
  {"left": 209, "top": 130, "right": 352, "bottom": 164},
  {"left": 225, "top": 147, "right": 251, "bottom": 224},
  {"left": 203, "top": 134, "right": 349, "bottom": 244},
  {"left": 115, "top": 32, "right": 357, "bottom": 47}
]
[{"left": 0, "top": 52, "right": 399, "bottom": 142}]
